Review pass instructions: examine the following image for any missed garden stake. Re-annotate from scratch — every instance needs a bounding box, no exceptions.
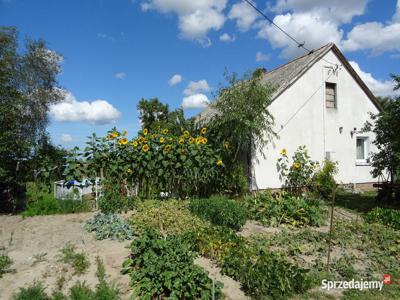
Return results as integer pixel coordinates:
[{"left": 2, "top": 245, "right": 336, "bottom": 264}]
[{"left": 326, "top": 185, "right": 337, "bottom": 272}]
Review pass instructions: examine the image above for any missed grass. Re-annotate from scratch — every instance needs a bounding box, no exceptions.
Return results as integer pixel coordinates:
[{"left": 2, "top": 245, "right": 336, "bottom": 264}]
[
  {"left": 59, "top": 243, "right": 90, "bottom": 275},
  {"left": 0, "top": 253, "right": 13, "bottom": 278}
]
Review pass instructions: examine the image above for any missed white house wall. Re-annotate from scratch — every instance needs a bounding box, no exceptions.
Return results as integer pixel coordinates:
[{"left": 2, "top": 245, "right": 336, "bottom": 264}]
[{"left": 252, "top": 50, "right": 380, "bottom": 190}]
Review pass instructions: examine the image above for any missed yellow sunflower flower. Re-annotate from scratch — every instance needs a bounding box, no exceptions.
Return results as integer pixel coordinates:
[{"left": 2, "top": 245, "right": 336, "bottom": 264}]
[
  {"left": 293, "top": 162, "right": 301, "bottom": 169},
  {"left": 201, "top": 137, "right": 207, "bottom": 144},
  {"left": 281, "top": 148, "right": 287, "bottom": 156},
  {"left": 143, "top": 128, "right": 148, "bottom": 135},
  {"left": 217, "top": 159, "right": 223, "bottom": 166},
  {"left": 189, "top": 137, "right": 195, "bottom": 144},
  {"left": 223, "top": 141, "right": 229, "bottom": 149},
  {"left": 164, "top": 144, "right": 172, "bottom": 152},
  {"left": 142, "top": 144, "right": 150, "bottom": 152},
  {"left": 107, "top": 133, "right": 114, "bottom": 140},
  {"left": 132, "top": 141, "right": 138, "bottom": 148},
  {"left": 168, "top": 137, "right": 173, "bottom": 142},
  {"left": 127, "top": 168, "right": 132, "bottom": 174},
  {"left": 179, "top": 138, "right": 185, "bottom": 144},
  {"left": 201, "top": 127, "right": 207, "bottom": 135},
  {"left": 112, "top": 131, "right": 119, "bottom": 138},
  {"left": 162, "top": 128, "right": 169, "bottom": 135},
  {"left": 118, "top": 138, "right": 128, "bottom": 145},
  {"left": 159, "top": 137, "right": 165, "bottom": 143},
  {"left": 183, "top": 130, "right": 190, "bottom": 138},
  {"left": 195, "top": 137, "right": 202, "bottom": 145}
]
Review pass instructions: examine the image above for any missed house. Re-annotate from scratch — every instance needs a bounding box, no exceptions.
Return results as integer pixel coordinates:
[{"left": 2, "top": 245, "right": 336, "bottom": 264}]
[{"left": 198, "top": 43, "right": 381, "bottom": 191}]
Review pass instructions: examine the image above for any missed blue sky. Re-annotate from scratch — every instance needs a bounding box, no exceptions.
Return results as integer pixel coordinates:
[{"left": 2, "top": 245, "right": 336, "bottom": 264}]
[{"left": 1, "top": 0, "right": 399, "bottom": 148}]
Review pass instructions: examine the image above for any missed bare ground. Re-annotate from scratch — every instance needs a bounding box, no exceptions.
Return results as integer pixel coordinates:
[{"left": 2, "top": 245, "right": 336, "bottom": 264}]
[{"left": 0, "top": 213, "right": 131, "bottom": 299}]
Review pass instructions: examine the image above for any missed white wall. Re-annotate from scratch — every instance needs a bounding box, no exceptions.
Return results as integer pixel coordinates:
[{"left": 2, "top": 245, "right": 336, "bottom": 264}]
[{"left": 252, "top": 50, "right": 380, "bottom": 190}]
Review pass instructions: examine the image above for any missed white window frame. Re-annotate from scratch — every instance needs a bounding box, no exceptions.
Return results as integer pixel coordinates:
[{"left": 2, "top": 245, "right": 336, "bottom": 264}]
[{"left": 356, "top": 136, "right": 370, "bottom": 165}]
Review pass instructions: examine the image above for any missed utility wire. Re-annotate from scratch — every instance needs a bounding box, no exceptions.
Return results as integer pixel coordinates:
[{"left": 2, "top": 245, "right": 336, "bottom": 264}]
[{"left": 243, "top": 0, "right": 339, "bottom": 66}]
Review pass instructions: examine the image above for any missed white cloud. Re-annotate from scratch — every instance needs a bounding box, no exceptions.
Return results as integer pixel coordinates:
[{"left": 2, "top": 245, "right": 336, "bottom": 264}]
[
  {"left": 181, "top": 93, "right": 210, "bottom": 109},
  {"left": 219, "top": 33, "right": 235, "bottom": 42},
  {"left": 183, "top": 80, "right": 211, "bottom": 96},
  {"left": 340, "top": 0, "right": 400, "bottom": 54},
  {"left": 257, "top": 12, "right": 343, "bottom": 58},
  {"left": 168, "top": 74, "right": 183, "bottom": 86},
  {"left": 272, "top": 0, "right": 368, "bottom": 23},
  {"left": 115, "top": 72, "right": 127, "bottom": 79},
  {"left": 350, "top": 61, "right": 399, "bottom": 97},
  {"left": 256, "top": 51, "right": 270, "bottom": 62},
  {"left": 141, "top": 0, "right": 227, "bottom": 43},
  {"left": 49, "top": 90, "right": 121, "bottom": 125},
  {"left": 228, "top": 1, "right": 259, "bottom": 31},
  {"left": 61, "top": 134, "right": 73, "bottom": 143}
]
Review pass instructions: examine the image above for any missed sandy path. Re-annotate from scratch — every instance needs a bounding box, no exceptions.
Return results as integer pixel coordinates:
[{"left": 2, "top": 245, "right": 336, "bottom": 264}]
[{"left": 0, "top": 213, "right": 131, "bottom": 300}]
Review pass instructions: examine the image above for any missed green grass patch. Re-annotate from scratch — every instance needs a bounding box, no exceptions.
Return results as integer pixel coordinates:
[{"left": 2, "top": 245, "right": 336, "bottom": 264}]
[
  {"left": 59, "top": 243, "right": 90, "bottom": 275},
  {"left": 364, "top": 207, "right": 400, "bottom": 230},
  {"left": 189, "top": 195, "right": 247, "bottom": 230},
  {"left": 0, "top": 253, "right": 13, "bottom": 278}
]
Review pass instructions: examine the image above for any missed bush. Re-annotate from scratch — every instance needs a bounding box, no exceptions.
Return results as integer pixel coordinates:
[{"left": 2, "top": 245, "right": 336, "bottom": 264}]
[
  {"left": 311, "top": 160, "right": 338, "bottom": 199},
  {"left": 0, "top": 254, "right": 13, "bottom": 278},
  {"left": 241, "top": 191, "right": 326, "bottom": 227},
  {"left": 129, "top": 200, "right": 208, "bottom": 235},
  {"left": 122, "top": 230, "right": 223, "bottom": 299},
  {"left": 13, "top": 281, "right": 49, "bottom": 300},
  {"left": 221, "top": 244, "right": 312, "bottom": 299},
  {"left": 364, "top": 207, "right": 400, "bottom": 229},
  {"left": 189, "top": 196, "right": 247, "bottom": 230},
  {"left": 23, "top": 183, "right": 92, "bottom": 217},
  {"left": 85, "top": 213, "right": 133, "bottom": 241}
]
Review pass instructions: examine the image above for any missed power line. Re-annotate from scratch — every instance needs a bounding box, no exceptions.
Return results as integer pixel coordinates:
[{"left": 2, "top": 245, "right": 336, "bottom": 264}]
[{"left": 243, "top": 0, "right": 339, "bottom": 66}]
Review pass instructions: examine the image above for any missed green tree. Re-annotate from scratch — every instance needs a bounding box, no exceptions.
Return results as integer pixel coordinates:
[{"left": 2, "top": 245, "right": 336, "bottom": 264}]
[
  {"left": 137, "top": 98, "right": 169, "bottom": 130},
  {"left": 365, "top": 74, "right": 400, "bottom": 185},
  {"left": 0, "top": 27, "right": 63, "bottom": 210}
]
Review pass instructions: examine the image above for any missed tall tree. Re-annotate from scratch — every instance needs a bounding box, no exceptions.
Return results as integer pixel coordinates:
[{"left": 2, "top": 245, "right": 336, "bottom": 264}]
[{"left": 0, "top": 27, "right": 63, "bottom": 208}]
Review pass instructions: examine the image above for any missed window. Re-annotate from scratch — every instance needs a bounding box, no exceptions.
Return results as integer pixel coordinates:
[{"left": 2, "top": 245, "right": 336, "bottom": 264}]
[
  {"left": 356, "top": 137, "right": 369, "bottom": 164},
  {"left": 325, "top": 82, "right": 336, "bottom": 108}
]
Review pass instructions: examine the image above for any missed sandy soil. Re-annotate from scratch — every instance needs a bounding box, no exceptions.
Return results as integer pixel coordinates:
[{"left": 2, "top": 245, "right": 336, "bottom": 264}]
[{"left": 0, "top": 213, "right": 131, "bottom": 300}]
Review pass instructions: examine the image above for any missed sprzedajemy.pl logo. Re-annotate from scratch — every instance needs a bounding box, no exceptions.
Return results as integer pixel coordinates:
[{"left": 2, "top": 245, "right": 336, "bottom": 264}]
[{"left": 321, "top": 274, "right": 392, "bottom": 291}]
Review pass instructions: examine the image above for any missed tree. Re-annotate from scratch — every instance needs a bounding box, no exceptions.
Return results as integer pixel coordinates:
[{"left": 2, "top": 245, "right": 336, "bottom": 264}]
[
  {"left": 137, "top": 98, "right": 169, "bottom": 130},
  {"left": 365, "top": 74, "right": 400, "bottom": 185},
  {"left": 0, "top": 27, "right": 63, "bottom": 210}
]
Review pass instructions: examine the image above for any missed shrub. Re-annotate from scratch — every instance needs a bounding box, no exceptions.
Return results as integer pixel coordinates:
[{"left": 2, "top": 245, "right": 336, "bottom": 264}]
[
  {"left": 13, "top": 281, "right": 49, "bottom": 300},
  {"left": 221, "top": 245, "right": 312, "bottom": 299},
  {"left": 0, "top": 254, "right": 13, "bottom": 278},
  {"left": 59, "top": 243, "right": 90, "bottom": 275},
  {"left": 189, "top": 195, "right": 247, "bottom": 230},
  {"left": 23, "top": 183, "right": 92, "bottom": 217},
  {"left": 129, "top": 200, "right": 208, "bottom": 235},
  {"left": 122, "top": 230, "right": 223, "bottom": 299},
  {"left": 85, "top": 213, "right": 133, "bottom": 241},
  {"left": 364, "top": 207, "right": 400, "bottom": 229},
  {"left": 277, "top": 146, "right": 317, "bottom": 196},
  {"left": 241, "top": 191, "right": 326, "bottom": 227},
  {"left": 311, "top": 160, "right": 338, "bottom": 199}
]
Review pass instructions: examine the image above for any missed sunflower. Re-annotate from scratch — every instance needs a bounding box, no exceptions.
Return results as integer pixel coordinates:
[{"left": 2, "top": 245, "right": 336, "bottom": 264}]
[
  {"left": 142, "top": 144, "right": 150, "bottom": 152},
  {"left": 223, "top": 141, "right": 229, "bottom": 149},
  {"left": 183, "top": 130, "right": 190, "bottom": 138},
  {"left": 132, "top": 140, "right": 138, "bottom": 148},
  {"left": 107, "top": 133, "right": 114, "bottom": 140},
  {"left": 201, "top": 137, "right": 207, "bottom": 144},
  {"left": 189, "top": 137, "right": 195, "bottom": 144},
  {"left": 118, "top": 138, "right": 128, "bottom": 145},
  {"left": 281, "top": 148, "right": 287, "bottom": 156},
  {"left": 201, "top": 127, "right": 207, "bottom": 134},
  {"left": 112, "top": 131, "right": 119, "bottom": 138},
  {"left": 195, "top": 137, "right": 202, "bottom": 145},
  {"left": 179, "top": 138, "right": 185, "bottom": 145},
  {"left": 159, "top": 137, "right": 165, "bottom": 143},
  {"left": 143, "top": 128, "right": 148, "bottom": 135},
  {"left": 162, "top": 128, "right": 169, "bottom": 135},
  {"left": 127, "top": 168, "right": 132, "bottom": 174},
  {"left": 293, "top": 162, "right": 301, "bottom": 169},
  {"left": 164, "top": 144, "right": 172, "bottom": 152},
  {"left": 217, "top": 159, "right": 223, "bottom": 166},
  {"left": 168, "top": 137, "right": 173, "bottom": 142}
]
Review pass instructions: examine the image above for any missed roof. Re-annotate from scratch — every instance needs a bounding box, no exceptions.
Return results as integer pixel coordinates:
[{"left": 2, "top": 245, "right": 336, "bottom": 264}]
[{"left": 197, "top": 43, "right": 381, "bottom": 122}]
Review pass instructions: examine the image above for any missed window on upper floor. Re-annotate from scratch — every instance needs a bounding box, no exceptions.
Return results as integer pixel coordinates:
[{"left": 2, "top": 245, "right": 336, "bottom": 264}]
[
  {"left": 325, "top": 82, "right": 336, "bottom": 108},
  {"left": 356, "top": 136, "right": 369, "bottom": 165}
]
